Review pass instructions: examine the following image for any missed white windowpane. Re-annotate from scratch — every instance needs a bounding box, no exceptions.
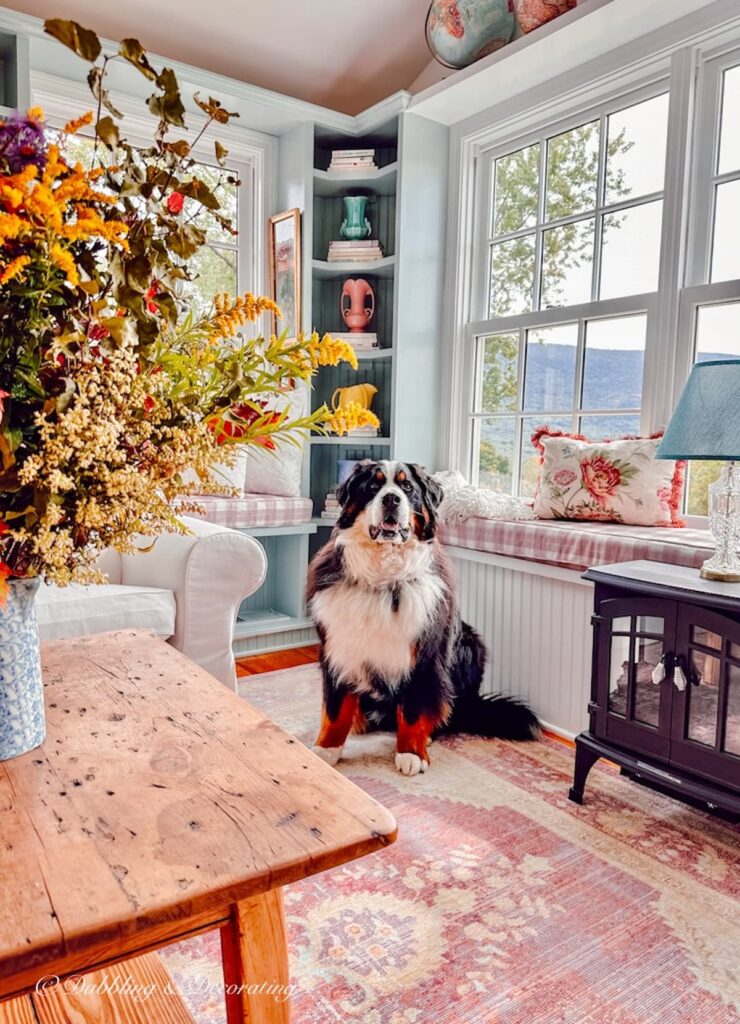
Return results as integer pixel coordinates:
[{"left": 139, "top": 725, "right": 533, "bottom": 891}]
[
  {"left": 600, "top": 200, "right": 662, "bottom": 299},
  {"left": 493, "top": 144, "right": 539, "bottom": 236},
  {"left": 545, "top": 121, "right": 599, "bottom": 222},
  {"left": 478, "top": 418, "right": 516, "bottom": 492},
  {"left": 541, "top": 218, "right": 595, "bottom": 308},
  {"left": 520, "top": 415, "right": 572, "bottom": 497},
  {"left": 719, "top": 65, "right": 740, "bottom": 175},
  {"left": 579, "top": 414, "right": 641, "bottom": 440},
  {"left": 182, "top": 245, "right": 237, "bottom": 320},
  {"left": 478, "top": 334, "right": 520, "bottom": 413},
  {"left": 695, "top": 303, "right": 740, "bottom": 359},
  {"left": 582, "top": 315, "right": 646, "bottom": 410},
  {"left": 605, "top": 94, "right": 669, "bottom": 205},
  {"left": 186, "top": 161, "right": 239, "bottom": 245},
  {"left": 711, "top": 180, "right": 740, "bottom": 283},
  {"left": 489, "top": 235, "right": 535, "bottom": 317},
  {"left": 688, "top": 303, "right": 740, "bottom": 516},
  {"left": 523, "top": 323, "right": 578, "bottom": 411}
]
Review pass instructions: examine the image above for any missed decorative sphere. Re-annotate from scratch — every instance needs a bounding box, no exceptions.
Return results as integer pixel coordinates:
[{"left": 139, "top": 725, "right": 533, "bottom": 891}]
[
  {"left": 426, "top": 0, "right": 517, "bottom": 69},
  {"left": 516, "top": 0, "right": 577, "bottom": 34}
]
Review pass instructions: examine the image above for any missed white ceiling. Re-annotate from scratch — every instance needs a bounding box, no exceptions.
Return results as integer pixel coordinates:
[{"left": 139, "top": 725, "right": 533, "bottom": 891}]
[{"left": 4, "top": 0, "right": 435, "bottom": 114}]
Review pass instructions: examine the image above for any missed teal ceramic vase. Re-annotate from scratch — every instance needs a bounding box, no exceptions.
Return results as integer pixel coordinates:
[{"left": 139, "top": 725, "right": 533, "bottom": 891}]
[
  {"left": 0, "top": 578, "right": 45, "bottom": 761},
  {"left": 340, "top": 196, "right": 371, "bottom": 241}
]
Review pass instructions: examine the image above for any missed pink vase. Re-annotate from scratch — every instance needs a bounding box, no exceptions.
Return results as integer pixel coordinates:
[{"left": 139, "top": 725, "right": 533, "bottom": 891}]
[{"left": 340, "top": 279, "right": 375, "bottom": 333}]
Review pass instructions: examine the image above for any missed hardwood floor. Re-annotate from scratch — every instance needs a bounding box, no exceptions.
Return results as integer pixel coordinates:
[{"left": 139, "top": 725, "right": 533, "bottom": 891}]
[{"left": 236, "top": 645, "right": 320, "bottom": 678}]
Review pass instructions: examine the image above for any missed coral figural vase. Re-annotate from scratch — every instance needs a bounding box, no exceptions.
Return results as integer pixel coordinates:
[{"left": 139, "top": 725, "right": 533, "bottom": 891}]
[
  {"left": 332, "top": 383, "right": 378, "bottom": 412},
  {"left": 341, "top": 278, "right": 375, "bottom": 333},
  {"left": 516, "top": 0, "right": 576, "bottom": 33},
  {"left": 340, "top": 196, "right": 372, "bottom": 240},
  {"left": 0, "top": 578, "right": 45, "bottom": 761}
]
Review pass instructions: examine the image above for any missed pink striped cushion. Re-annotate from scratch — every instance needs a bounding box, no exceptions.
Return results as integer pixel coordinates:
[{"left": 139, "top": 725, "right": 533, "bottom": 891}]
[
  {"left": 439, "top": 518, "right": 713, "bottom": 572},
  {"left": 182, "top": 493, "right": 313, "bottom": 529}
]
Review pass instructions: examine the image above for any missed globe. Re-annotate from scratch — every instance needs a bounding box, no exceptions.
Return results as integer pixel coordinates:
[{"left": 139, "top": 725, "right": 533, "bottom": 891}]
[
  {"left": 426, "top": 0, "right": 517, "bottom": 70},
  {"left": 517, "top": 0, "right": 577, "bottom": 34}
]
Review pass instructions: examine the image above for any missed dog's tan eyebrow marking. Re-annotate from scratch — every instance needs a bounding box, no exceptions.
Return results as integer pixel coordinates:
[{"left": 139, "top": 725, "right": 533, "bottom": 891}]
[
  {"left": 375, "top": 469, "right": 385, "bottom": 481},
  {"left": 396, "top": 470, "right": 407, "bottom": 482}
]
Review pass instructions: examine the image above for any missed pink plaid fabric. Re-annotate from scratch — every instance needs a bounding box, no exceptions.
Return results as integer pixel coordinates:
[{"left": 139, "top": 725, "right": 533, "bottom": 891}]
[
  {"left": 439, "top": 518, "right": 714, "bottom": 572},
  {"left": 181, "top": 493, "right": 313, "bottom": 529}
]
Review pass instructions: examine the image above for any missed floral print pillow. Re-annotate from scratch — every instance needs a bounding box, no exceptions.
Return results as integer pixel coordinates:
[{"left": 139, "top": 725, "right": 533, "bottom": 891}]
[{"left": 531, "top": 427, "right": 686, "bottom": 527}]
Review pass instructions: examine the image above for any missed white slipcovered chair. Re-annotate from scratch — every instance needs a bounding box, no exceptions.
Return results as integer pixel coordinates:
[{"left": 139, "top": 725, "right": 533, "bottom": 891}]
[{"left": 35, "top": 517, "right": 266, "bottom": 690}]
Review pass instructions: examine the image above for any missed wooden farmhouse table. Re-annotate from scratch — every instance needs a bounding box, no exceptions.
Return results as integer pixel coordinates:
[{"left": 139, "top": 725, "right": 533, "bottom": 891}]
[{"left": 0, "top": 631, "right": 396, "bottom": 1023}]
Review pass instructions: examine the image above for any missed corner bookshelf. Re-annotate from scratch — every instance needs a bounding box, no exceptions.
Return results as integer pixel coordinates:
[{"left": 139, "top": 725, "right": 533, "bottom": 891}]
[
  {"left": 238, "top": 105, "right": 448, "bottom": 653},
  {"left": 308, "top": 117, "right": 400, "bottom": 556}
]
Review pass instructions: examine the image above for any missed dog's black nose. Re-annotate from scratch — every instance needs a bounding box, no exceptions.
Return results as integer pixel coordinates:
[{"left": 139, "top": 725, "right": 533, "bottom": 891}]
[{"left": 382, "top": 492, "right": 401, "bottom": 509}]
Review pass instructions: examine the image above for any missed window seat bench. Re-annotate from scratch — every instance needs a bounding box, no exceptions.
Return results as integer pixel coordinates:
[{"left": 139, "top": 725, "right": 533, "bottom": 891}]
[
  {"left": 439, "top": 518, "right": 713, "bottom": 573},
  {"left": 439, "top": 518, "right": 716, "bottom": 738}
]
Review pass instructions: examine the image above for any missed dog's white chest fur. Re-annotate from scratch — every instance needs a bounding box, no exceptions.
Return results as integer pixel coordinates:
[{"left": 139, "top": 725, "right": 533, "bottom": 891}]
[{"left": 310, "top": 538, "right": 445, "bottom": 687}]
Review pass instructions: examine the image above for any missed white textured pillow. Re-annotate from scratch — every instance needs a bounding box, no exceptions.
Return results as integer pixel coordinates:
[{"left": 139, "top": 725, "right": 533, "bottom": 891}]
[
  {"left": 181, "top": 447, "right": 248, "bottom": 495},
  {"left": 245, "top": 387, "right": 307, "bottom": 498}
]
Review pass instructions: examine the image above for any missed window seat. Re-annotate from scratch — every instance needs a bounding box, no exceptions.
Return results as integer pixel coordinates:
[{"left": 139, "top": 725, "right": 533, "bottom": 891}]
[
  {"left": 186, "top": 493, "right": 313, "bottom": 530},
  {"left": 438, "top": 518, "right": 713, "bottom": 573}
]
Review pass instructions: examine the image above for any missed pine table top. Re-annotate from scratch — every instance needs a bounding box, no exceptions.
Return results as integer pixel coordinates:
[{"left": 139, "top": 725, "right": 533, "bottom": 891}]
[{"left": 0, "top": 630, "right": 396, "bottom": 1000}]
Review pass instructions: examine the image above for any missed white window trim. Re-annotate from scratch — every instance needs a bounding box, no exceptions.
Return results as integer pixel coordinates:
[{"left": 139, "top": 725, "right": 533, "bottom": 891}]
[{"left": 30, "top": 70, "right": 277, "bottom": 299}]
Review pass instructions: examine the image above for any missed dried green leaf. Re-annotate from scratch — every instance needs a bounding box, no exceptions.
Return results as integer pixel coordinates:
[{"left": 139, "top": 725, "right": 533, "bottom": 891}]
[
  {"left": 44, "top": 18, "right": 101, "bottom": 61},
  {"left": 119, "top": 38, "right": 157, "bottom": 80},
  {"left": 88, "top": 66, "right": 123, "bottom": 119},
  {"left": 95, "top": 115, "right": 120, "bottom": 150},
  {"left": 148, "top": 68, "right": 186, "bottom": 128},
  {"left": 214, "top": 141, "right": 229, "bottom": 166}
]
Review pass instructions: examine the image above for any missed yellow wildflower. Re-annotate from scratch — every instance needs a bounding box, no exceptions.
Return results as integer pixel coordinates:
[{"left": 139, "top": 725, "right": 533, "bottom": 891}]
[
  {"left": 322, "top": 401, "right": 380, "bottom": 436},
  {"left": 50, "top": 244, "right": 80, "bottom": 287},
  {"left": 0, "top": 213, "right": 29, "bottom": 245},
  {"left": 0, "top": 255, "right": 31, "bottom": 285},
  {"left": 206, "top": 293, "right": 280, "bottom": 342},
  {"left": 63, "top": 111, "right": 94, "bottom": 134},
  {"left": 305, "top": 332, "right": 359, "bottom": 371},
  {"left": 26, "top": 106, "right": 44, "bottom": 122}
]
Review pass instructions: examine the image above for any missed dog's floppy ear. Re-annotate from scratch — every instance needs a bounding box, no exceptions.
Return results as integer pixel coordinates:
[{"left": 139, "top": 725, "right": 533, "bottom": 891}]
[
  {"left": 336, "top": 460, "right": 372, "bottom": 507},
  {"left": 407, "top": 464, "right": 444, "bottom": 540}
]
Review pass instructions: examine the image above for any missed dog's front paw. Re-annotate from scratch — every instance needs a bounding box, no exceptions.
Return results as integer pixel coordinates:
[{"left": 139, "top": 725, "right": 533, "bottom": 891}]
[
  {"left": 312, "top": 745, "right": 343, "bottom": 767},
  {"left": 395, "top": 752, "right": 428, "bottom": 776}
]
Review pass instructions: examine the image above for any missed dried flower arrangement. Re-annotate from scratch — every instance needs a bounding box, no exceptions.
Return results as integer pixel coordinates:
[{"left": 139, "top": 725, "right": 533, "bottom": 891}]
[{"left": 0, "top": 20, "right": 379, "bottom": 598}]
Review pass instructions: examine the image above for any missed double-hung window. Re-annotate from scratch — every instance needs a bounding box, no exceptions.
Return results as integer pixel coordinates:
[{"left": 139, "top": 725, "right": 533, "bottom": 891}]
[
  {"left": 466, "top": 89, "right": 671, "bottom": 496},
  {"left": 680, "top": 50, "right": 740, "bottom": 514}
]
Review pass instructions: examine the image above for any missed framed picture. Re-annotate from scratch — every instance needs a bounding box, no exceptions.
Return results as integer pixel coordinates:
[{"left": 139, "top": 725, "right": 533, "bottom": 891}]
[{"left": 268, "top": 208, "right": 302, "bottom": 340}]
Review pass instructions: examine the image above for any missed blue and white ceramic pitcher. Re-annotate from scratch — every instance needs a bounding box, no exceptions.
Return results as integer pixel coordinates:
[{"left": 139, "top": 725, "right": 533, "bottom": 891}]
[{"left": 0, "top": 578, "right": 45, "bottom": 760}]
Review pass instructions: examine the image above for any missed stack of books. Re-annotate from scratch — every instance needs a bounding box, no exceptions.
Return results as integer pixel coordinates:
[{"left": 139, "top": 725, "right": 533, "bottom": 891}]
[
  {"left": 321, "top": 490, "right": 341, "bottom": 521},
  {"left": 345, "top": 425, "right": 380, "bottom": 438},
  {"left": 327, "top": 240, "right": 383, "bottom": 263},
  {"left": 333, "top": 332, "right": 379, "bottom": 351},
  {"left": 328, "top": 149, "right": 378, "bottom": 172}
]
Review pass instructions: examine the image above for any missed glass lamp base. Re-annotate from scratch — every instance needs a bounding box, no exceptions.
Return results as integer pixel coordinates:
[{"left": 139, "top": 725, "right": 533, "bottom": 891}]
[{"left": 700, "top": 462, "right": 740, "bottom": 583}]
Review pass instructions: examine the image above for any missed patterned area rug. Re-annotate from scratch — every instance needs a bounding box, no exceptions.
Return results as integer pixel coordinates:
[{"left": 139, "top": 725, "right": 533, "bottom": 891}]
[{"left": 160, "top": 665, "right": 740, "bottom": 1024}]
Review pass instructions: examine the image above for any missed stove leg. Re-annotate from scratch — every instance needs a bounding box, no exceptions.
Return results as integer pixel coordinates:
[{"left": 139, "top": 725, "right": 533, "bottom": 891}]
[{"left": 568, "top": 738, "right": 601, "bottom": 805}]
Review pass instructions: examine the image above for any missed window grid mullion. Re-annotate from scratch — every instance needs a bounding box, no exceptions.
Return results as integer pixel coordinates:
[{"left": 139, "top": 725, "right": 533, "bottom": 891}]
[
  {"left": 533, "top": 134, "right": 548, "bottom": 313},
  {"left": 592, "top": 111, "right": 609, "bottom": 303}
]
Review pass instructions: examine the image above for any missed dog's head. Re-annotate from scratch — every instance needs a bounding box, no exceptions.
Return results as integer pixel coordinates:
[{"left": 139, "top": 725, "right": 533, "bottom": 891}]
[{"left": 335, "top": 460, "right": 443, "bottom": 544}]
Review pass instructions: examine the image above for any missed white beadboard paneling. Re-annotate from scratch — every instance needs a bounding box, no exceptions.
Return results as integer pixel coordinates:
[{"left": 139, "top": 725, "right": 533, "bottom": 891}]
[{"left": 448, "top": 548, "right": 594, "bottom": 738}]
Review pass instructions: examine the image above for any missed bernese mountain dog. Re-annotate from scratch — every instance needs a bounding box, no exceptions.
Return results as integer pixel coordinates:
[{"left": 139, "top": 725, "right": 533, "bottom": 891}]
[{"left": 307, "top": 459, "right": 540, "bottom": 776}]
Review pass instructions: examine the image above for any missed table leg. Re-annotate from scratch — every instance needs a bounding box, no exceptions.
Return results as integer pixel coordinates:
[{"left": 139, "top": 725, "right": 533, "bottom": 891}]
[{"left": 220, "top": 889, "right": 291, "bottom": 1024}]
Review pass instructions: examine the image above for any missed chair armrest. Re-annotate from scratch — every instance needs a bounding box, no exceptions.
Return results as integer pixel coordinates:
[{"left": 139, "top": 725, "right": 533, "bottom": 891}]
[{"left": 120, "top": 517, "right": 267, "bottom": 690}]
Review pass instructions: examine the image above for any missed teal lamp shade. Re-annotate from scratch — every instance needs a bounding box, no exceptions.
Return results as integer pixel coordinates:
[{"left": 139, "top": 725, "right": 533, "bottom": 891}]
[{"left": 657, "top": 359, "right": 740, "bottom": 460}]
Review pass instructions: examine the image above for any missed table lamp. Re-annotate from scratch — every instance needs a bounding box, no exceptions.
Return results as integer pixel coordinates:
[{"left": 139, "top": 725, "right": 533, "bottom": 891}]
[{"left": 657, "top": 359, "right": 740, "bottom": 581}]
